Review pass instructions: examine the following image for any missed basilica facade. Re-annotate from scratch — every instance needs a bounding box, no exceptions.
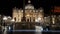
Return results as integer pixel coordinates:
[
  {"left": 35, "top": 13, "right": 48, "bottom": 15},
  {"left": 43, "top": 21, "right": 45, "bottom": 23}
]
[{"left": 12, "top": 0, "right": 44, "bottom": 23}]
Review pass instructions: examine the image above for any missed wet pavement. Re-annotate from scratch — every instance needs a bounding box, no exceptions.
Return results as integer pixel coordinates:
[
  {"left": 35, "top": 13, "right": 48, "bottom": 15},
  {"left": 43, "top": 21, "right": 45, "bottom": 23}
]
[
  {"left": 5, "top": 31, "right": 60, "bottom": 34},
  {"left": 0, "top": 29, "right": 60, "bottom": 34},
  {"left": 1, "top": 23, "right": 60, "bottom": 34}
]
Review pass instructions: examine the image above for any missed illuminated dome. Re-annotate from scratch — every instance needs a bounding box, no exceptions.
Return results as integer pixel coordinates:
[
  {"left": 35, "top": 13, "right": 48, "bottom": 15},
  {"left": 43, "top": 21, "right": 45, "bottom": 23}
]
[
  {"left": 25, "top": 4, "right": 34, "bottom": 9},
  {"left": 25, "top": 0, "right": 34, "bottom": 9}
]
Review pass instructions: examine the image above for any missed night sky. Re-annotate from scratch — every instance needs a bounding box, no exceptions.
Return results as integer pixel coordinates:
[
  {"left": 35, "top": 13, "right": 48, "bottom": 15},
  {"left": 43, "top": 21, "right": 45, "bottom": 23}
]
[{"left": 0, "top": 0, "right": 60, "bottom": 16}]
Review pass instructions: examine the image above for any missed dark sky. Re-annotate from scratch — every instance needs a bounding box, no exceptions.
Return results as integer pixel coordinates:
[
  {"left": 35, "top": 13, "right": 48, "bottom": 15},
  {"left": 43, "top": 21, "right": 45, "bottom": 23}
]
[{"left": 0, "top": 0, "right": 60, "bottom": 16}]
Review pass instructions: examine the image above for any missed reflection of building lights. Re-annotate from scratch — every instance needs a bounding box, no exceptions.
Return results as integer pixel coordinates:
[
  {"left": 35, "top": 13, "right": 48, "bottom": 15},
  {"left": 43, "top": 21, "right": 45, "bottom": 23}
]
[{"left": 35, "top": 26, "right": 43, "bottom": 32}]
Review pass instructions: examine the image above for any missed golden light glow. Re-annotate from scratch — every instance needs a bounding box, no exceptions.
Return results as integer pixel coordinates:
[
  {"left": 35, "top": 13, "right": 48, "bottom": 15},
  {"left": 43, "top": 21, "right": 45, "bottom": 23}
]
[
  {"left": 38, "top": 17, "right": 42, "bottom": 20},
  {"left": 35, "top": 17, "right": 43, "bottom": 22},
  {"left": 26, "top": 14, "right": 30, "bottom": 17},
  {"left": 12, "top": 0, "right": 44, "bottom": 22}
]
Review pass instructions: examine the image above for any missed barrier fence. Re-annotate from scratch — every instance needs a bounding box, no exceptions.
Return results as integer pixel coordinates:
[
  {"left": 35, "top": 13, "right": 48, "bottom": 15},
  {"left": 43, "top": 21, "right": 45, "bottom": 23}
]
[{"left": 0, "top": 30, "right": 60, "bottom": 32}]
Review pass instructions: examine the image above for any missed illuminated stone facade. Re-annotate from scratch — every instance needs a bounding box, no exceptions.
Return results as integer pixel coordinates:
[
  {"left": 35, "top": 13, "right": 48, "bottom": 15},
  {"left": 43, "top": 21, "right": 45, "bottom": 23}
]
[{"left": 12, "top": 0, "right": 44, "bottom": 23}]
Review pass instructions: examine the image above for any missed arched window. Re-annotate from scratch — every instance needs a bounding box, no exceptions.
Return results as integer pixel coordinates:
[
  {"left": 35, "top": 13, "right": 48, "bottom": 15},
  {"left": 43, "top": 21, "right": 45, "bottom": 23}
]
[
  {"left": 27, "top": 19, "right": 29, "bottom": 22},
  {"left": 33, "top": 17, "right": 35, "bottom": 22}
]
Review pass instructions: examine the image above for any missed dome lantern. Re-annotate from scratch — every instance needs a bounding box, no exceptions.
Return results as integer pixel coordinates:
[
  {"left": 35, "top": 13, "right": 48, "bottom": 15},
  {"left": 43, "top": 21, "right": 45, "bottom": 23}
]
[{"left": 25, "top": 0, "right": 34, "bottom": 9}]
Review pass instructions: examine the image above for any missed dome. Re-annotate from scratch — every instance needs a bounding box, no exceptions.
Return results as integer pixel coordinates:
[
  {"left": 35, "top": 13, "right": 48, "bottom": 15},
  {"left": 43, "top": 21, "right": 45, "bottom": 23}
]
[{"left": 25, "top": 4, "right": 34, "bottom": 9}]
